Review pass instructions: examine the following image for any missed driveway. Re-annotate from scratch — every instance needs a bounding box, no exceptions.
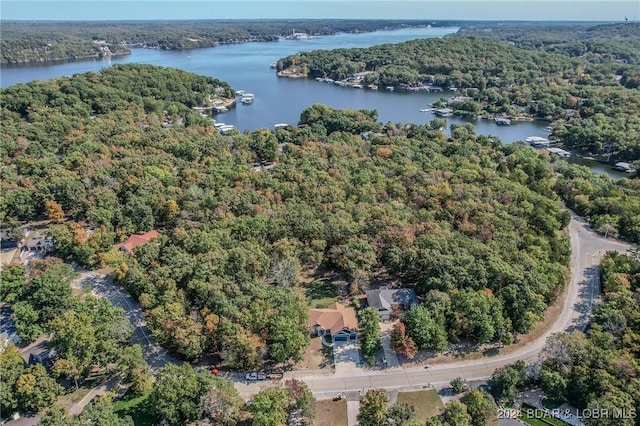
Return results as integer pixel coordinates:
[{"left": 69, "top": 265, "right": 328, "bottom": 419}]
[
  {"left": 73, "top": 271, "right": 179, "bottom": 372},
  {"left": 380, "top": 322, "right": 400, "bottom": 369},
  {"left": 333, "top": 341, "right": 361, "bottom": 374}
]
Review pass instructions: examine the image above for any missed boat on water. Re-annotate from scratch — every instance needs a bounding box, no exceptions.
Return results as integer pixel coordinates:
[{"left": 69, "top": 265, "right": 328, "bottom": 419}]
[
  {"left": 420, "top": 108, "right": 434, "bottom": 113},
  {"left": 274, "top": 123, "right": 289, "bottom": 130},
  {"left": 241, "top": 97, "right": 254, "bottom": 104},
  {"left": 494, "top": 117, "right": 511, "bottom": 126},
  {"left": 613, "top": 162, "right": 635, "bottom": 173},
  {"left": 543, "top": 126, "right": 553, "bottom": 132},
  {"left": 214, "top": 122, "right": 227, "bottom": 128},
  {"left": 213, "top": 106, "right": 228, "bottom": 113},
  {"left": 352, "top": 84, "right": 363, "bottom": 89}
]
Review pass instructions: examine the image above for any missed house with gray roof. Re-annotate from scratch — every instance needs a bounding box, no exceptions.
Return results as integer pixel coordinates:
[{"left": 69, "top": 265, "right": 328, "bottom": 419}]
[{"left": 366, "top": 287, "right": 418, "bottom": 321}]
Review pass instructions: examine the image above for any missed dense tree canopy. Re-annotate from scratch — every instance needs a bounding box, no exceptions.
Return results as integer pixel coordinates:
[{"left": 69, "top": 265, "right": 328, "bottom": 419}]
[{"left": 1, "top": 65, "right": 575, "bottom": 360}]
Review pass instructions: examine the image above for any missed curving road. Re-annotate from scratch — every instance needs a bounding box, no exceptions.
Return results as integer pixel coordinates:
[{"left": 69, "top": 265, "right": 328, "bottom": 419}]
[
  {"left": 72, "top": 272, "right": 179, "bottom": 372},
  {"left": 293, "top": 215, "right": 634, "bottom": 396},
  {"left": 71, "top": 214, "right": 634, "bottom": 400}
]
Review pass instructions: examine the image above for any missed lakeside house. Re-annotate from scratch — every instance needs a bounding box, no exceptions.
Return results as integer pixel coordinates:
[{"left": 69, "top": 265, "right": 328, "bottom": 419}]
[
  {"left": 366, "top": 288, "right": 418, "bottom": 321},
  {"left": 308, "top": 302, "right": 358, "bottom": 342}
]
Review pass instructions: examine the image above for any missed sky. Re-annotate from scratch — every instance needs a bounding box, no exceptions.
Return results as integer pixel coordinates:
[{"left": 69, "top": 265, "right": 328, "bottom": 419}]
[{"left": 1, "top": 0, "right": 639, "bottom": 21}]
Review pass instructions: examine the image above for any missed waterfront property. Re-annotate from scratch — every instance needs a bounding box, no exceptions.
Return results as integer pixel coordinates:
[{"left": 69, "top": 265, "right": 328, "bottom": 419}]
[{"left": 546, "top": 147, "right": 571, "bottom": 158}]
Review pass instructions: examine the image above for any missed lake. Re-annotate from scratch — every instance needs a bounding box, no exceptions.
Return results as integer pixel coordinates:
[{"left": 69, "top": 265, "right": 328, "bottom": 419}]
[{"left": 0, "top": 26, "right": 628, "bottom": 178}]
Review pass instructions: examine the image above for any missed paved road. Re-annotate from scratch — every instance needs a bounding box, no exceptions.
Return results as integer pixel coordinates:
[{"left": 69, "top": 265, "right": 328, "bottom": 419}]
[
  {"left": 298, "top": 215, "right": 633, "bottom": 396},
  {"left": 73, "top": 272, "right": 179, "bottom": 372}
]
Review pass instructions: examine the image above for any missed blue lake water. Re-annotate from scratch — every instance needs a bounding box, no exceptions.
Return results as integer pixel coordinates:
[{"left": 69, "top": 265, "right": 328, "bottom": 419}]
[{"left": 0, "top": 26, "right": 627, "bottom": 177}]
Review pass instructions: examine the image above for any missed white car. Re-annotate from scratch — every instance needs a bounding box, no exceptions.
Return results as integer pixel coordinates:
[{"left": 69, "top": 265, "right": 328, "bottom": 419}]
[{"left": 245, "top": 372, "right": 258, "bottom": 381}]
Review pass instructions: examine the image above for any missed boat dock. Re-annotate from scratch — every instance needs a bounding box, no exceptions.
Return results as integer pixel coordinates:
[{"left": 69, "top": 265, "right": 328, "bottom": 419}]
[
  {"left": 494, "top": 117, "right": 512, "bottom": 126},
  {"left": 546, "top": 147, "right": 571, "bottom": 158},
  {"left": 613, "top": 162, "right": 635, "bottom": 173},
  {"left": 525, "top": 136, "right": 550, "bottom": 147}
]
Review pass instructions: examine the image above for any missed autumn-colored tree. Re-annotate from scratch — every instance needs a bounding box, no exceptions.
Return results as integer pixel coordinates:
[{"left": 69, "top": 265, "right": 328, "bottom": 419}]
[
  {"left": 45, "top": 200, "right": 65, "bottom": 223},
  {"left": 390, "top": 322, "right": 418, "bottom": 359}
]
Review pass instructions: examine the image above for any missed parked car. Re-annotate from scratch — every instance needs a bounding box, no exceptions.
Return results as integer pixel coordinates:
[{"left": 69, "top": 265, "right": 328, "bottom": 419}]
[{"left": 245, "top": 371, "right": 267, "bottom": 381}]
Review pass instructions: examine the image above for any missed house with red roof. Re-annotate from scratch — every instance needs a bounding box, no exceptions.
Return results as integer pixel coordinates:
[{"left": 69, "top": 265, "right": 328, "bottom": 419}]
[{"left": 120, "top": 230, "right": 160, "bottom": 255}]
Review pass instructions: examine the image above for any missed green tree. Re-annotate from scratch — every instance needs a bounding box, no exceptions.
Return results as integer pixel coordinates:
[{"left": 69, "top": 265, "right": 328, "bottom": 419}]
[
  {"left": 488, "top": 361, "right": 527, "bottom": 402},
  {"left": 49, "top": 311, "right": 97, "bottom": 389},
  {"left": 250, "top": 387, "right": 292, "bottom": 426},
  {"left": 199, "top": 377, "right": 244, "bottom": 426},
  {"left": 149, "top": 363, "right": 214, "bottom": 425},
  {"left": 78, "top": 394, "right": 134, "bottom": 426},
  {"left": 450, "top": 377, "right": 467, "bottom": 394},
  {"left": 387, "top": 403, "right": 416, "bottom": 426},
  {"left": 358, "top": 389, "right": 389, "bottom": 426},
  {"left": 461, "top": 389, "right": 498, "bottom": 426},
  {"left": 0, "top": 344, "right": 25, "bottom": 415},
  {"left": 359, "top": 307, "right": 381, "bottom": 363},
  {"left": 39, "top": 405, "right": 73, "bottom": 426},
  {"left": 402, "top": 305, "right": 447, "bottom": 352},
  {"left": 15, "top": 364, "right": 63, "bottom": 412}
]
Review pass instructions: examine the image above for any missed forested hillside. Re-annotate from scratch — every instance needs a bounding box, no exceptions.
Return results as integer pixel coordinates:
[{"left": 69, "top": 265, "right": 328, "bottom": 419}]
[
  {"left": 454, "top": 22, "right": 640, "bottom": 64},
  {"left": 277, "top": 36, "right": 640, "bottom": 162},
  {"left": 1, "top": 19, "right": 434, "bottom": 64},
  {"left": 0, "top": 64, "right": 578, "bottom": 363}
]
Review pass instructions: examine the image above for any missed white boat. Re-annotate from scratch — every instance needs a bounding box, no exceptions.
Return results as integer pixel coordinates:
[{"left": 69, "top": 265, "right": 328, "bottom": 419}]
[
  {"left": 543, "top": 126, "right": 553, "bottom": 132},
  {"left": 274, "top": 123, "right": 289, "bottom": 129},
  {"left": 213, "top": 106, "right": 228, "bottom": 113},
  {"left": 242, "top": 93, "right": 255, "bottom": 99},
  {"left": 235, "top": 90, "right": 246, "bottom": 96},
  {"left": 420, "top": 108, "right": 434, "bottom": 113},
  {"left": 352, "top": 84, "right": 363, "bottom": 89},
  {"left": 214, "top": 122, "right": 227, "bottom": 128},
  {"left": 241, "top": 97, "right": 254, "bottom": 104},
  {"left": 219, "top": 125, "right": 235, "bottom": 134}
]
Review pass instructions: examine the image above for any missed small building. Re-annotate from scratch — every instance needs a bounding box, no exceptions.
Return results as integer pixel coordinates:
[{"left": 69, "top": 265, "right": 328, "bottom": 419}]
[
  {"left": 366, "top": 288, "right": 418, "bottom": 321},
  {"left": 308, "top": 303, "right": 358, "bottom": 342},
  {"left": 120, "top": 230, "right": 160, "bottom": 255}
]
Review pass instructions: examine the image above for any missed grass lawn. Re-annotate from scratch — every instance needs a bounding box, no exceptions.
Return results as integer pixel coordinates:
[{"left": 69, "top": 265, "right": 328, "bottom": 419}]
[
  {"left": 293, "top": 337, "right": 334, "bottom": 371},
  {"left": 304, "top": 279, "right": 340, "bottom": 309},
  {"left": 113, "top": 392, "right": 155, "bottom": 426},
  {"left": 315, "top": 399, "right": 347, "bottom": 426},
  {"left": 57, "top": 386, "right": 92, "bottom": 406},
  {"left": 541, "top": 398, "right": 564, "bottom": 409},
  {"left": 520, "top": 405, "right": 566, "bottom": 426},
  {"left": 396, "top": 389, "right": 443, "bottom": 421}
]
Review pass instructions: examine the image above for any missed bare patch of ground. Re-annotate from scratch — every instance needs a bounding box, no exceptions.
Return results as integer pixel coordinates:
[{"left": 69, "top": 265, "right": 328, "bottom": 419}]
[
  {"left": 292, "top": 337, "right": 334, "bottom": 372},
  {"left": 314, "top": 399, "right": 347, "bottom": 426}
]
